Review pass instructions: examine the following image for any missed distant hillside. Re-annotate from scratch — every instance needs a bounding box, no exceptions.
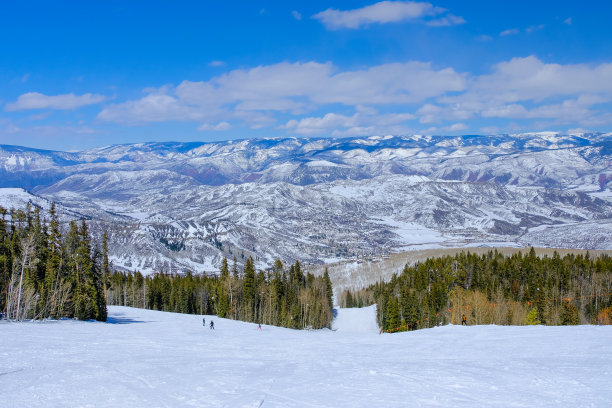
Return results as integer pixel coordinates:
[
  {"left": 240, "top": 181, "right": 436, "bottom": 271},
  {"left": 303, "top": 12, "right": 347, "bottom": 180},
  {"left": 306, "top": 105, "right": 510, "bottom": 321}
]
[{"left": 0, "top": 132, "right": 611, "bottom": 274}]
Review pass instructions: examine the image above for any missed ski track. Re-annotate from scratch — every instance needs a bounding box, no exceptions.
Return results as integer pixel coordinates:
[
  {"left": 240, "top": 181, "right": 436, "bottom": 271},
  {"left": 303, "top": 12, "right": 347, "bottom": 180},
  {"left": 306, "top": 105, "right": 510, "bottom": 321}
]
[{"left": 1, "top": 305, "right": 612, "bottom": 407}]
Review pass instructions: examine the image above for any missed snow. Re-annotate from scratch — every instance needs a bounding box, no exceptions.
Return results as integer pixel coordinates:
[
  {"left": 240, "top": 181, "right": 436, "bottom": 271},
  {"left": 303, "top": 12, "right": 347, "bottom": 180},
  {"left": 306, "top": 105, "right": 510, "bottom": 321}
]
[
  {"left": 2, "top": 306, "right": 612, "bottom": 407},
  {"left": 305, "top": 160, "right": 344, "bottom": 168},
  {"left": 374, "top": 216, "right": 445, "bottom": 245},
  {"left": 332, "top": 305, "right": 379, "bottom": 334}
]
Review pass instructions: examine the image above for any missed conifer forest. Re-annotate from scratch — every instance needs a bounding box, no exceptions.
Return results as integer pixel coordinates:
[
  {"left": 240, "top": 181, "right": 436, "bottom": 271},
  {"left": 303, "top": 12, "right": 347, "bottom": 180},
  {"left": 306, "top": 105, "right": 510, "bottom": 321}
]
[
  {"left": 0, "top": 205, "right": 107, "bottom": 322},
  {"left": 340, "top": 249, "right": 612, "bottom": 332},
  {"left": 106, "top": 258, "right": 334, "bottom": 330},
  {"left": 0, "top": 205, "right": 334, "bottom": 330}
]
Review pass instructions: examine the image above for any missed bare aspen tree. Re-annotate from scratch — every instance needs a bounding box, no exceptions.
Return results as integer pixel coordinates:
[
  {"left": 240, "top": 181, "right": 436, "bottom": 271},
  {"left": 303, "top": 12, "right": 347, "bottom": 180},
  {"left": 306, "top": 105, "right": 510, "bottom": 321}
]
[{"left": 15, "top": 233, "right": 38, "bottom": 321}]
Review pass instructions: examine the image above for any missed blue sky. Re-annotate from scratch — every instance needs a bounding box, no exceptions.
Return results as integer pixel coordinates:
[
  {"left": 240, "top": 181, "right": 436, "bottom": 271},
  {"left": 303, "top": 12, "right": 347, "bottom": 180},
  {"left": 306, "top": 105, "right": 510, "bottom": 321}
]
[{"left": 1, "top": 1, "right": 612, "bottom": 150}]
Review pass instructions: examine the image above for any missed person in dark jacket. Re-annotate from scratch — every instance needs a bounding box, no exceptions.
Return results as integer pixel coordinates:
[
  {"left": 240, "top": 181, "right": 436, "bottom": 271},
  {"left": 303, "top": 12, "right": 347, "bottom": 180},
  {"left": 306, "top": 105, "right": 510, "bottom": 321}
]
[
  {"left": 202, "top": 317, "right": 205, "bottom": 327},
  {"left": 210, "top": 320, "right": 214, "bottom": 330},
  {"left": 462, "top": 314, "right": 467, "bottom": 326}
]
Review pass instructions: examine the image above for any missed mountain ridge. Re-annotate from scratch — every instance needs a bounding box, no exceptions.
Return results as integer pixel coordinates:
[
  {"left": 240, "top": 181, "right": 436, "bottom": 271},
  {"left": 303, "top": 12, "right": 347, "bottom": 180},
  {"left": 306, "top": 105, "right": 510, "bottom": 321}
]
[{"left": 0, "top": 132, "right": 611, "bottom": 274}]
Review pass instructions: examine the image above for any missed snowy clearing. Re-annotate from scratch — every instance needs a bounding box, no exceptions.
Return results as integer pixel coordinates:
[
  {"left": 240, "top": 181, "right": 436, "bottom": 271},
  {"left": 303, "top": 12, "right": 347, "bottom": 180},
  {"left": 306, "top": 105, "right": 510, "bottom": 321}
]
[{"left": 2, "top": 306, "right": 612, "bottom": 407}]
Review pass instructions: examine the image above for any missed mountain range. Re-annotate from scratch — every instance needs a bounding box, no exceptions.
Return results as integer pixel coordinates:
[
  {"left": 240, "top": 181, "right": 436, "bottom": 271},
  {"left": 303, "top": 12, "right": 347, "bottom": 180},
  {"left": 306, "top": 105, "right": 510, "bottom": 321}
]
[{"left": 1, "top": 132, "right": 611, "bottom": 274}]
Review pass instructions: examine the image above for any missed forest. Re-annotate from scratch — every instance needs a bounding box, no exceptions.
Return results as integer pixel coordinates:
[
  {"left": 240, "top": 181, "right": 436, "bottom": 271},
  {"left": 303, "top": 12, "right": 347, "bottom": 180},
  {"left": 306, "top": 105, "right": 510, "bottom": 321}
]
[
  {"left": 340, "top": 248, "right": 612, "bottom": 332},
  {"left": 0, "top": 205, "right": 333, "bottom": 330},
  {"left": 105, "top": 258, "right": 334, "bottom": 330},
  {"left": 5, "top": 204, "right": 612, "bottom": 333},
  {"left": 0, "top": 204, "right": 107, "bottom": 321}
]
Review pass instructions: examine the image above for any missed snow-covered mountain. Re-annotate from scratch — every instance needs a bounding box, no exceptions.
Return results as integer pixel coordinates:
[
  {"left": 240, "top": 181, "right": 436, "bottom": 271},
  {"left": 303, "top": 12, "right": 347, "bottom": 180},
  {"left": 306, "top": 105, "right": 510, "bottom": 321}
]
[{"left": 1, "top": 132, "right": 611, "bottom": 273}]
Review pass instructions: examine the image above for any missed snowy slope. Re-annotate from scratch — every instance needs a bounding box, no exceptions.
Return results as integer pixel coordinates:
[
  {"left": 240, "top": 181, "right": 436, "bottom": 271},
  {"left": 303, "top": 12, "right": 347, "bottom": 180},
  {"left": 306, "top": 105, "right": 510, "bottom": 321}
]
[
  {"left": 2, "top": 306, "right": 612, "bottom": 407},
  {"left": 332, "top": 305, "right": 380, "bottom": 334}
]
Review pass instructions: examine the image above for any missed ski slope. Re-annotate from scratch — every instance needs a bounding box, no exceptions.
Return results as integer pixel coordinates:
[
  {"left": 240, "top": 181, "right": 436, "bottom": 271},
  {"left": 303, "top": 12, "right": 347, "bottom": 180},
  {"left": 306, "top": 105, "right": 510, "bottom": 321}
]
[
  {"left": 2, "top": 306, "right": 612, "bottom": 407},
  {"left": 332, "top": 305, "right": 380, "bottom": 334}
]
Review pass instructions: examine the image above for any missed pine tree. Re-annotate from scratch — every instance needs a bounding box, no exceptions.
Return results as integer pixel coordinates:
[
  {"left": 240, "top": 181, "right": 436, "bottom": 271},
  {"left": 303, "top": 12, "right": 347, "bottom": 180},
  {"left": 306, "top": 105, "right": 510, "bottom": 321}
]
[
  {"left": 323, "top": 268, "right": 333, "bottom": 310},
  {"left": 216, "top": 258, "right": 230, "bottom": 318},
  {"left": 242, "top": 258, "right": 256, "bottom": 320},
  {"left": 560, "top": 301, "right": 580, "bottom": 325},
  {"left": 45, "top": 203, "right": 63, "bottom": 318},
  {"left": 524, "top": 308, "right": 541, "bottom": 325},
  {"left": 385, "top": 297, "right": 400, "bottom": 331}
]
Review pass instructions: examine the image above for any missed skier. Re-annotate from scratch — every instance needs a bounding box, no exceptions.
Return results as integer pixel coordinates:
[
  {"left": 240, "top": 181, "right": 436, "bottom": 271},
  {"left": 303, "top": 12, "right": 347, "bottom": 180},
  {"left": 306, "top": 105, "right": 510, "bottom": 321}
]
[
  {"left": 210, "top": 320, "right": 214, "bottom": 330},
  {"left": 202, "top": 317, "right": 205, "bottom": 327},
  {"left": 461, "top": 314, "right": 467, "bottom": 326},
  {"left": 258, "top": 323, "right": 262, "bottom": 330}
]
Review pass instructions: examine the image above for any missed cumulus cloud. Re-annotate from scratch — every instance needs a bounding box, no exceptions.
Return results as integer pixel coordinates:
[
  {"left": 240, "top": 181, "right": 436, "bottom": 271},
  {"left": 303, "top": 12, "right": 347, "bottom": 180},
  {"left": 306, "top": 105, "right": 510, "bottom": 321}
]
[
  {"left": 427, "top": 56, "right": 612, "bottom": 127},
  {"left": 282, "top": 111, "right": 415, "bottom": 136},
  {"left": 312, "top": 1, "right": 464, "bottom": 30},
  {"left": 292, "top": 10, "right": 302, "bottom": 20},
  {"left": 98, "top": 92, "right": 205, "bottom": 124},
  {"left": 283, "top": 113, "right": 357, "bottom": 135},
  {"left": 462, "top": 56, "right": 612, "bottom": 102},
  {"left": 6, "top": 92, "right": 106, "bottom": 111},
  {"left": 99, "top": 61, "right": 464, "bottom": 128},
  {"left": 97, "top": 55, "right": 612, "bottom": 137}
]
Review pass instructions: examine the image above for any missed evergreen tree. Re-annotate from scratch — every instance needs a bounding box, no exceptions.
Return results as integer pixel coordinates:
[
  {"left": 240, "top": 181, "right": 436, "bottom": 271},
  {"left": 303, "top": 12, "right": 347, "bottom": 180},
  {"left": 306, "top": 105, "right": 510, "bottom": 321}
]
[
  {"left": 385, "top": 297, "right": 400, "bottom": 331},
  {"left": 524, "top": 308, "right": 541, "bottom": 325},
  {"left": 216, "top": 258, "right": 230, "bottom": 318},
  {"left": 323, "top": 268, "right": 333, "bottom": 310},
  {"left": 242, "top": 258, "right": 256, "bottom": 320}
]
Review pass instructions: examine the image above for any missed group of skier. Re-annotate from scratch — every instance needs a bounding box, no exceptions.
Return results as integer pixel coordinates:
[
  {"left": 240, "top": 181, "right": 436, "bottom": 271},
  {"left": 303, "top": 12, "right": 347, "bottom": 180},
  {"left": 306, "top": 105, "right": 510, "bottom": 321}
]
[
  {"left": 202, "top": 317, "right": 214, "bottom": 329},
  {"left": 202, "top": 317, "right": 264, "bottom": 331}
]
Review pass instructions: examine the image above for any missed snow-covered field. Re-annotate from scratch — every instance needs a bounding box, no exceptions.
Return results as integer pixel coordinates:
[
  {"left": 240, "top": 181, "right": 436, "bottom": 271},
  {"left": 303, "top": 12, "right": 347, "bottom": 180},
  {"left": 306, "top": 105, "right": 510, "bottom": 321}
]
[{"left": 2, "top": 306, "right": 612, "bottom": 407}]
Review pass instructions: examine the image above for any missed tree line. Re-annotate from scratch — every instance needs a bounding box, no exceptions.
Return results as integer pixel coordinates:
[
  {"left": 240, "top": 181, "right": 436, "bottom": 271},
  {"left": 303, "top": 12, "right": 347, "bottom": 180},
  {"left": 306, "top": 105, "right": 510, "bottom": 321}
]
[
  {"left": 0, "top": 204, "right": 107, "bottom": 321},
  {"left": 105, "top": 258, "right": 334, "bottom": 329},
  {"left": 340, "top": 248, "right": 612, "bottom": 332}
]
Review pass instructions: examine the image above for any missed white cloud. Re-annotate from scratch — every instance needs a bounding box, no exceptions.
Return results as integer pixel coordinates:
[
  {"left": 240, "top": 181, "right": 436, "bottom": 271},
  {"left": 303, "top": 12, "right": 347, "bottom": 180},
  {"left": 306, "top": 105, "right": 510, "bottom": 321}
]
[
  {"left": 0, "top": 122, "right": 96, "bottom": 138},
  {"left": 98, "top": 92, "right": 206, "bottom": 124},
  {"left": 283, "top": 113, "right": 357, "bottom": 135},
  {"left": 431, "top": 56, "right": 612, "bottom": 127},
  {"left": 283, "top": 111, "right": 415, "bottom": 136},
  {"left": 465, "top": 56, "right": 612, "bottom": 102},
  {"left": 197, "top": 121, "right": 231, "bottom": 131},
  {"left": 209, "top": 60, "right": 226, "bottom": 67},
  {"left": 422, "top": 122, "right": 468, "bottom": 134},
  {"left": 312, "top": 1, "right": 463, "bottom": 30},
  {"left": 477, "top": 34, "right": 493, "bottom": 42},
  {"left": 526, "top": 24, "right": 545, "bottom": 33},
  {"left": 5, "top": 92, "right": 106, "bottom": 111},
  {"left": 567, "top": 127, "right": 592, "bottom": 135},
  {"left": 28, "top": 112, "right": 51, "bottom": 121},
  {"left": 500, "top": 28, "right": 519, "bottom": 37},
  {"left": 564, "top": 17, "right": 572, "bottom": 25},
  {"left": 417, "top": 103, "right": 473, "bottom": 124},
  {"left": 481, "top": 104, "right": 528, "bottom": 118},
  {"left": 292, "top": 10, "right": 302, "bottom": 21},
  {"left": 447, "top": 123, "right": 467, "bottom": 131},
  {"left": 500, "top": 25, "right": 544, "bottom": 37},
  {"left": 99, "top": 61, "right": 464, "bottom": 127},
  {"left": 426, "top": 14, "right": 465, "bottom": 27},
  {"left": 96, "top": 56, "right": 612, "bottom": 136}
]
